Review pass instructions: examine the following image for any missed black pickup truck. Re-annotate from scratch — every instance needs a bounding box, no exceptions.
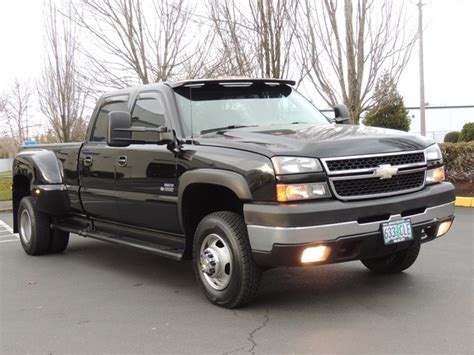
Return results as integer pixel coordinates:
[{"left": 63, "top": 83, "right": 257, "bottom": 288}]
[{"left": 12, "top": 79, "right": 455, "bottom": 308}]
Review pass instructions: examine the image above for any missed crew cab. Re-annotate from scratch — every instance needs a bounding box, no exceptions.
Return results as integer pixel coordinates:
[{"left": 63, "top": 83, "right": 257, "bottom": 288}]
[{"left": 12, "top": 79, "right": 455, "bottom": 308}]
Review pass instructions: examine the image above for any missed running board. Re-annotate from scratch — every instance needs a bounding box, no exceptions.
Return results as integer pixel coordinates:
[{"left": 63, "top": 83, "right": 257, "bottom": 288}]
[{"left": 52, "top": 224, "right": 184, "bottom": 261}]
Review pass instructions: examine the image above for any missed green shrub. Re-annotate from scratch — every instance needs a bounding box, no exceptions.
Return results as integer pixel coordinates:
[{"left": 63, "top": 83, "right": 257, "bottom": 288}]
[
  {"left": 364, "top": 73, "right": 410, "bottom": 132},
  {"left": 459, "top": 122, "right": 474, "bottom": 142},
  {"left": 439, "top": 142, "right": 474, "bottom": 182},
  {"left": 444, "top": 131, "right": 460, "bottom": 143}
]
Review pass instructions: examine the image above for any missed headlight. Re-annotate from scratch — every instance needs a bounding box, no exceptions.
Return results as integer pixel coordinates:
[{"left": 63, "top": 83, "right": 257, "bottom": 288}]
[
  {"left": 425, "top": 144, "right": 443, "bottom": 161},
  {"left": 276, "top": 182, "right": 331, "bottom": 202},
  {"left": 272, "top": 156, "right": 323, "bottom": 174}
]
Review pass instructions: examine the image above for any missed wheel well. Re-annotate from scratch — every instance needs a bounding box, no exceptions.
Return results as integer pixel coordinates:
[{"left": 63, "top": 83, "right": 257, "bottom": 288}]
[
  {"left": 12, "top": 174, "right": 30, "bottom": 232},
  {"left": 181, "top": 183, "right": 244, "bottom": 258}
]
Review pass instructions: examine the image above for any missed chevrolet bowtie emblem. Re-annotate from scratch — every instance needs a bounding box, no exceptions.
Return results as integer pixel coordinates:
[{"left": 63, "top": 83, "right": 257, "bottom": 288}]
[{"left": 374, "top": 164, "right": 398, "bottom": 179}]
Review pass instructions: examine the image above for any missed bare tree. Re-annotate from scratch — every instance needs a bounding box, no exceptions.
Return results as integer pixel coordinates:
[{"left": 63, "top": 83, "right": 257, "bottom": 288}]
[
  {"left": 299, "top": 0, "right": 416, "bottom": 123},
  {"left": 208, "top": 0, "right": 299, "bottom": 78},
  {"left": 0, "top": 94, "right": 5, "bottom": 112},
  {"left": 72, "top": 0, "right": 212, "bottom": 88},
  {"left": 1, "top": 79, "right": 32, "bottom": 147},
  {"left": 38, "top": 0, "right": 90, "bottom": 143}
]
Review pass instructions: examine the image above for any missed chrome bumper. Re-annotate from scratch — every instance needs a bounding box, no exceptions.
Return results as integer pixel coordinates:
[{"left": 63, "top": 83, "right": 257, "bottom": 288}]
[{"left": 246, "top": 201, "right": 455, "bottom": 252}]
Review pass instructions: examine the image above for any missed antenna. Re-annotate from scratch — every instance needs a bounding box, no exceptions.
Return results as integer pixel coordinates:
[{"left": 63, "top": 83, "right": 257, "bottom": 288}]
[{"left": 190, "top": 86, "right": 193, "bottom": 143}]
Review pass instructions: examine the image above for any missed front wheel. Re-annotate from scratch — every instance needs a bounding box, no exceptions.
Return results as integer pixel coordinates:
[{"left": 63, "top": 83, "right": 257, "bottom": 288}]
[
  {"left": 361, "top": 242, "right": 421, "bottom": 274},
  {"left": 193, "top": 211, "right": 261, "bottom": 308}
]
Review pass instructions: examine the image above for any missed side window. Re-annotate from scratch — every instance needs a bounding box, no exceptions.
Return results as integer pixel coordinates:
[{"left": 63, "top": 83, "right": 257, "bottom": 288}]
[
  {"left": 131, "top": 93, "right": 166, "bottom": 128},
  {"left": 90, "top": 100, "right": 129, "bottom": 142}
]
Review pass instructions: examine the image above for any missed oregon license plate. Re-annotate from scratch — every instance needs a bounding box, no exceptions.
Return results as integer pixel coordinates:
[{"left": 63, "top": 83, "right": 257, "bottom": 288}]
[{"left": 382, "top": 219, "right": 413, "bottom": 245}]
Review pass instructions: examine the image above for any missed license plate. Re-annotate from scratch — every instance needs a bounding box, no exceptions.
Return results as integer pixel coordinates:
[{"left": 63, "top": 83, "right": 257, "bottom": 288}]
[{"left": 382, "top": 219, "right": 413, "bottom": 245}]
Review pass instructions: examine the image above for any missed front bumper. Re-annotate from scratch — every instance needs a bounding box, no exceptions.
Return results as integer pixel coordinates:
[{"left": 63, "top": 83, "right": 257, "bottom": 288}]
[{"left": 244, "top": 183, "right": 455, "bottom": 267}]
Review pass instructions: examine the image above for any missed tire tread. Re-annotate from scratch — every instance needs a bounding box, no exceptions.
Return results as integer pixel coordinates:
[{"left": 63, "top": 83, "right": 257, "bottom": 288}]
[{"left": 19, "top": 197, "right": 51, "bottom": 255}]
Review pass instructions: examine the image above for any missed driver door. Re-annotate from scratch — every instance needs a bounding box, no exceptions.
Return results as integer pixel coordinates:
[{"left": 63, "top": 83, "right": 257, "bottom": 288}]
[{"left": 114, "top": 91, "right": 181, "bottom": 234}]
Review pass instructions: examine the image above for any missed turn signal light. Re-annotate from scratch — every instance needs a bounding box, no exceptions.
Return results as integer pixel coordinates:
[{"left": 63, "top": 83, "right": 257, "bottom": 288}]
[
  {"left": 301, "top": 245, "right": 330, "bottom": 263},
  {"left": 437, "top": 220, "right": 452, "bottom": 237},
  {"left": 276, "top": 182, "right": 331, "bottom": 202},
  {"left": 426, "top": 167, "right": 445, "bottom": 184}
]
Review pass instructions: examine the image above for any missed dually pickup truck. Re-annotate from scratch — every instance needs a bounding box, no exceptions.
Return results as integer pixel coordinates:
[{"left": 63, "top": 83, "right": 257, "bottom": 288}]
[{"left": 12, "top": 79, "right": 455, "bottom": 308}]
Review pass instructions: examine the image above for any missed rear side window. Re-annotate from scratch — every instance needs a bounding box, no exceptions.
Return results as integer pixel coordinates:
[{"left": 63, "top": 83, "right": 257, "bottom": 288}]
[
  {"left": 132, "top": 92, "right": 166, "bottom": 128},
  {"left": 90, "top": 100, "right": 129, "bottom": 142}
]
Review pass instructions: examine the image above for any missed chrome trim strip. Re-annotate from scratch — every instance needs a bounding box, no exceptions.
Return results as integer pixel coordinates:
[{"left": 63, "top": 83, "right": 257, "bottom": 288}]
[
  {"left": 321, "top": 150, "right": 427, "bottom": 176},
  {"left": 329, "top": 167, "right": 426, "bottom": 181},
  {"left": 246, "top": 201, "right": 455, "bottom": 252}
]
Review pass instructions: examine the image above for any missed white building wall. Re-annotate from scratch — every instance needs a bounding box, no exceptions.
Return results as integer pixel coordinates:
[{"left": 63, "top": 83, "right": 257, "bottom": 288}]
[
  {"left": 407, "top": 106, "right": 474, "bottom": 142},
  {"left": 0, "top": 158, "right": 13, "bottom": 172}
]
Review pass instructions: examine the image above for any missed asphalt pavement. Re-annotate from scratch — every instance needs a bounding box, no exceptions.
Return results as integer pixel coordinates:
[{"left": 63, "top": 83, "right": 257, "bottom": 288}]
[{"left": 1, "top": 208, "right": 473, "bottom": 354}]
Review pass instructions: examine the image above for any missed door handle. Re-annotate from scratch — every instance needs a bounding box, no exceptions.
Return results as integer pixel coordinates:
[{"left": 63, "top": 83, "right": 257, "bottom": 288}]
[
  {"left": 117, "top": 155, "right": 128, "bottom": 167},
  {"left": 83, "top": 156, "right": 93, "bottom": 167}
]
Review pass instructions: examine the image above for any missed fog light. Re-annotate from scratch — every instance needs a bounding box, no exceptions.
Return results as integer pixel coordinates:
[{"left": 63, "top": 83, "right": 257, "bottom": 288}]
[
  {"left": 33, "top": 188, "right": 41, "bottom": 196},
  {"left": 301, "top": 245, "right": 330, "bottom": 263},
  {"left": 437, "top": 220, "right": 452, "bottom": 237}
]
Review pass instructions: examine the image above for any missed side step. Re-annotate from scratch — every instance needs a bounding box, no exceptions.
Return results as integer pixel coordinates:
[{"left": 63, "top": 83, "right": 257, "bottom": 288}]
[{"left": 52, "top": 223, "right": 184, "bottom": 261}]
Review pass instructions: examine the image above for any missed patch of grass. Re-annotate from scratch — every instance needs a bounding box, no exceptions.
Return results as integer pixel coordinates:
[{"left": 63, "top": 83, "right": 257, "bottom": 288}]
[{"left": 0, "top": 172, "right": 12, "bottom": 201}]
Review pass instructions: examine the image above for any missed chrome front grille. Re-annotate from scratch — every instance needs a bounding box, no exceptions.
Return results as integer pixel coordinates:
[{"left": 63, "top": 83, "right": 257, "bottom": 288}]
[
  {"left": 322, "top": 151, "right": 427, "bottom": 200},
  {"left": 324, "top": 152, "right": 426, "bottom": 173},
  {"left": 331, "top": 170, "right": 426, "bottom": 198}
]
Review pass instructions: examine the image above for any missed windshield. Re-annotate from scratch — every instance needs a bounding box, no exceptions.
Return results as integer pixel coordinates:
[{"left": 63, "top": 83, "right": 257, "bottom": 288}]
[{"left": 173, "top": 83, "right": 329, "bottom": 136}]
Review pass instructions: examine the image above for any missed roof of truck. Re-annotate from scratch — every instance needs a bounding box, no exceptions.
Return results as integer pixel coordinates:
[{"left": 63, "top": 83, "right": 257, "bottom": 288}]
[
  {"left": 168, "top": 78, "right": 296, "bottom": 88},
  {"left": 100, "top": 78, "right": 296, "bottom": 100}
]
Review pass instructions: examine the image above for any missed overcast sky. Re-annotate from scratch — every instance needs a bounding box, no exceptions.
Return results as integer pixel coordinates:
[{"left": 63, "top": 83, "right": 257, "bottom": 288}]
[{"left": 0, "top": 0, "right": 473, "bottom": 114}]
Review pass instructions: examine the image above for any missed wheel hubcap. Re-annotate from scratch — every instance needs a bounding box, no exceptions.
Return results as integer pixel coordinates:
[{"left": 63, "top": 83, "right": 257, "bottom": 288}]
[
  {"left": 199, "top": 233, "right": 232, "bottom": 290},
  {"left": 20, "top": 209, "right": 32, "bottom": 244}
]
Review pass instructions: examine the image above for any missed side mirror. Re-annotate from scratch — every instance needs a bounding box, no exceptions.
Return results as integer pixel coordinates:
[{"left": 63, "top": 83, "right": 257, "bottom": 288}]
[
  {"left": 107, "top": 111, "right": 175, "bottom": 146},
  {"left": 108, "top": 111, "right": 132, "bottom": 147},
  {"left": 333, "top": 104, "right": 351, "bottom": 124}
]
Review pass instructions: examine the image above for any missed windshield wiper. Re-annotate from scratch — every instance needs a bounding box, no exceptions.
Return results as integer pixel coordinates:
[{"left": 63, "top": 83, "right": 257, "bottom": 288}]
[{"left": 200, "top": 125, "right": 258, "bottom": 135}]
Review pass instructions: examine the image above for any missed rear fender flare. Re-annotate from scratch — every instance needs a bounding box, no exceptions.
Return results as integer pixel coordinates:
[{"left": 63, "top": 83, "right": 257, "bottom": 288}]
[
  {"left": 12, "top": 149, "right": 69, "bottom": 220},
  {"left": 13, "top": 149, "right": 64, "bottom": 186}
]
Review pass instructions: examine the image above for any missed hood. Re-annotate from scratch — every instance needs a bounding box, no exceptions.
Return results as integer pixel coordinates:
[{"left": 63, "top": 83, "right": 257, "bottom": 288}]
[{"left": 193, "top": 123, "right": 434, "bottom": 158}]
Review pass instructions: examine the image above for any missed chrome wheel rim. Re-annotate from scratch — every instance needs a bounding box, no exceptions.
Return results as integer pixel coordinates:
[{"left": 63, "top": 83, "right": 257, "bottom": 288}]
[
  {"left": 20, "top": 209, "right": 32, "bottom": 244},
  {"left": 199, "top": 233, "right": 232, "bottom": 290}
]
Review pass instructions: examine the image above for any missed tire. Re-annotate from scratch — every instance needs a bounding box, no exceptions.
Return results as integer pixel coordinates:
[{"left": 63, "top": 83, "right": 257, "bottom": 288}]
[
  {"left": 193, "top": 211, "right": 261, "bottom": 308},
  {"left": 361, "top": 242, "right": 421, "bottom": 274},
  {"left": 18, "top": 197, "right": 69, "bottom": 255},
  {"left": 48, "top": 229, "right": 70, "bottom": 254}
]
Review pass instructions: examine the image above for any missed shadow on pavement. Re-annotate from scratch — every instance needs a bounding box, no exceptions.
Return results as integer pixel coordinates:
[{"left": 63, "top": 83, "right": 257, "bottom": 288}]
[{"left": 52, "top": 237, "right": 418, "bottom": 311}]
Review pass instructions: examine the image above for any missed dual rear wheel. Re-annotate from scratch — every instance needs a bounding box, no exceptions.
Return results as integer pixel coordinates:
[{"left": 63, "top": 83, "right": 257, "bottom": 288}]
[{"left": 18, "top": 197, "right": 69, "bottom": 255}]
